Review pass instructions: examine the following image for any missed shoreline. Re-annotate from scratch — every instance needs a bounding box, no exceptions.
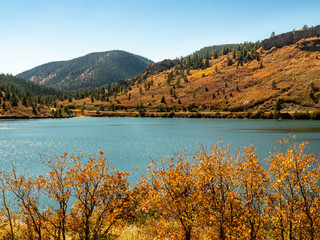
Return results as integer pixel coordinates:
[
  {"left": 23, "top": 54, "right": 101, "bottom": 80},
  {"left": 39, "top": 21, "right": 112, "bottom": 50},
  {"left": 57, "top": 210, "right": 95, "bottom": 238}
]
[{"left": 0, "top": 110, "right": 319, "bottom": 120}]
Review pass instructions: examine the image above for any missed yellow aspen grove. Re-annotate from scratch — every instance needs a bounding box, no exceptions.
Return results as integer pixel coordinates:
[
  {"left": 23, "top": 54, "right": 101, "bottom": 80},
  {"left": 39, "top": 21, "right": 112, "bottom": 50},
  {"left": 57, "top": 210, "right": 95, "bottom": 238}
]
[
  {"left": 0, "top": 139, "right": 318, "bottom": 239},
  {"left": 267, "top": 138, "right": 320, "bottom": 240}
]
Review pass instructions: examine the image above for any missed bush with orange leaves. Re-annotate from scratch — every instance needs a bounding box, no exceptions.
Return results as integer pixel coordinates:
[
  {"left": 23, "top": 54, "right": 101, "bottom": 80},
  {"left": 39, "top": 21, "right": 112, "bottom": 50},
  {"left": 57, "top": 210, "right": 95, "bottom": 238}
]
[
  {"left": 1, "top": 151, "right": 130, "bottom": 240},
  {"left": 0, "top": 138, "right": 319, "bottom": 240},
  {"left": 136, "top": 138, "right": 319, "bottom": 240}
]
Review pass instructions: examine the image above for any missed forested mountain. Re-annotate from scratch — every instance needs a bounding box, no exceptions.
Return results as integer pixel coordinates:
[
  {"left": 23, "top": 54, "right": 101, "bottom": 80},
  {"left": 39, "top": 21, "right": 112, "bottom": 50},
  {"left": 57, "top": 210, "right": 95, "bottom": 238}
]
[
  {"left": 0, "top": 74, "right": 60, "bottom": 96},
  {"left": 0, "top": 74, "right": 62, "bottom": 118},
  {"left": 18, "top": 50, "right": 153, "bottom": 91}
]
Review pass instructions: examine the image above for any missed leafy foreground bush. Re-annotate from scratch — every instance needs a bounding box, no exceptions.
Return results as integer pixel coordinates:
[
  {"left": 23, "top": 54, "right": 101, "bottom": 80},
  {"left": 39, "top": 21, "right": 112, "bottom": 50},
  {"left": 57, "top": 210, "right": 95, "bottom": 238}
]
[{"left": 0, "top": 138, "right": 319, "bottom": 240}]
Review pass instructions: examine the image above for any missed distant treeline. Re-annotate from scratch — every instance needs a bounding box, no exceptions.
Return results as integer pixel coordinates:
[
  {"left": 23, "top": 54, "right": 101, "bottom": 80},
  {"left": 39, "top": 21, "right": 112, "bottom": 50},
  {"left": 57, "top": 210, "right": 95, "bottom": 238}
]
[{"left": 0, "top": 74, "right": 61, "bottom": 109}]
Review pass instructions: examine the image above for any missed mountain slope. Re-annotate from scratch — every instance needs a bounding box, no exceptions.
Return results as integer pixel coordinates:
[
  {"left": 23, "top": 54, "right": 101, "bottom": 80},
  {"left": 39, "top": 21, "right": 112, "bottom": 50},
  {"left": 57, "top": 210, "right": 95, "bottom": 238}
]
[
  {"left": 0, "top": 74, "right": 62, "bottom": 118},
  {"left": 93, "top": 38, "right": 319, "bottom": 117},
  {"left": 18, "top": 50, "right": 153, "bottom": 91}
]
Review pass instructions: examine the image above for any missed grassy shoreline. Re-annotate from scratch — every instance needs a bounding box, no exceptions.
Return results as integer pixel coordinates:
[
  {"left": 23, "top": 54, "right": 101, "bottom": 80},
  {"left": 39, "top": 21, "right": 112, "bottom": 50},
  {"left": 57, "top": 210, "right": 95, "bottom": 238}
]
[{"left": 1, "top": 109, "right": 320, "bottom": 120}]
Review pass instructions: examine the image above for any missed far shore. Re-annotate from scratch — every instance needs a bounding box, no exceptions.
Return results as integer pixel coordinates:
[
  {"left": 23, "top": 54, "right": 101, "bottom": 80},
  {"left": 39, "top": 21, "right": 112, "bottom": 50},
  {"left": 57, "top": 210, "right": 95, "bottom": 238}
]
[{"left": 1, "top": 109, "right": 319, "bottom": 120}]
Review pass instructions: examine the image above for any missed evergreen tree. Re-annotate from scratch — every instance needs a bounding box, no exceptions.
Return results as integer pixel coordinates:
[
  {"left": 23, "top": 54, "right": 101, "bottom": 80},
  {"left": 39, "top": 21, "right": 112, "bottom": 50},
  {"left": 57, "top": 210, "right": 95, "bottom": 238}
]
[
  {"left": 260, "top": 62, "right": 264, "bottom": 69},
  {"left": 32, "top": 104, "right": 37, "bottom": 114},
  {"left": 161, "top": 95, "right": 166, "bottom": 104},
  {"left": 204, "top": 58, "right": 210, "bottom": 68},
  {"left": 213, "top": 50, "right": 219, "bottom": 59},
  {"left": 227, "top": 56, "right": 233, "bottom": 66},
  {"left": 10, "top": 94, "right": 18, "bottom": 107}
]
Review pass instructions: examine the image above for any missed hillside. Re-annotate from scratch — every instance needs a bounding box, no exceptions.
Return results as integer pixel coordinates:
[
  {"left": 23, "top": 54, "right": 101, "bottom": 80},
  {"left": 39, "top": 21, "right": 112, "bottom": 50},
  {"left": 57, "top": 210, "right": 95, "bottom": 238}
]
[
  {"left": 63, "top": 37, "right": 319, "bottom": 119},
  {"left": 0, "top": 74, "right": 62, "bottom": 118},
  {"left": 17, "top": 50, "right": 153, "bottom": 91}
]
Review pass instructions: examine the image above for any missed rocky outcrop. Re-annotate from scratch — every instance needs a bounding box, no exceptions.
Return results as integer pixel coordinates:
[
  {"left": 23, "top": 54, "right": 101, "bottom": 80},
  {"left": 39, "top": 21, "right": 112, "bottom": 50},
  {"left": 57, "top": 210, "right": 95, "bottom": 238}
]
[
  {"left": 142, "top": 59, "right": 179, "bottom": 76},
  {"left": 262, "top": 25, "right": 320, "bottom": 50},
  {"left": 297, "top": 38, "right": 320, "bottom": 51}
]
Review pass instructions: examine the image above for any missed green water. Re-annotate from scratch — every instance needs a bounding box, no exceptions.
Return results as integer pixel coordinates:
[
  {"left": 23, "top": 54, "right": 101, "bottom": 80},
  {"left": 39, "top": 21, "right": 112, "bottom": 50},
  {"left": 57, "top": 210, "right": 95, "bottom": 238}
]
[{"left": 0, "top": 118, "right": 319, "bottom": 182}]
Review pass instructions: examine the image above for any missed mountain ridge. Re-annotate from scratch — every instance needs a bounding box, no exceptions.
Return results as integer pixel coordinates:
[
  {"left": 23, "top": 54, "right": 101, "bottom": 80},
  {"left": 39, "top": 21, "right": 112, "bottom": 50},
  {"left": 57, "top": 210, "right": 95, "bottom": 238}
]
[{"left": 17, "top": 50, "right": 153, "bottom": 91}]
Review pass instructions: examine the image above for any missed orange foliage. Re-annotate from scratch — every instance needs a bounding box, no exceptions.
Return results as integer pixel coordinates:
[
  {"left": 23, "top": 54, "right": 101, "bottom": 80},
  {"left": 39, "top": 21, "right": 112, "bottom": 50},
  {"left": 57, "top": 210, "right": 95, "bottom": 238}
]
[{"left": 0, "top": 138, "right": 319, "bottom": 239}]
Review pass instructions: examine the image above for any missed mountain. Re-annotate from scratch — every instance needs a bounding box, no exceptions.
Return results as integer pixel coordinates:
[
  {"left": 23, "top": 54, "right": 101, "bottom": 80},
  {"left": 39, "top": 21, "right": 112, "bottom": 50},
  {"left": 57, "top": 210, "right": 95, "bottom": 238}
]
[{"left": 17, "top": 50, "right": 153, "bottom": 91}]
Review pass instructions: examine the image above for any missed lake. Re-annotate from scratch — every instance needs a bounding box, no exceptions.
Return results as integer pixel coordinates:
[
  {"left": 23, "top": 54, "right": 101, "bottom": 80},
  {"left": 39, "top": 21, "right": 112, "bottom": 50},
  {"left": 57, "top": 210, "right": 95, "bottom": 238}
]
[{"left": 0, "top": 117, "right": 319, "bottom": 184}]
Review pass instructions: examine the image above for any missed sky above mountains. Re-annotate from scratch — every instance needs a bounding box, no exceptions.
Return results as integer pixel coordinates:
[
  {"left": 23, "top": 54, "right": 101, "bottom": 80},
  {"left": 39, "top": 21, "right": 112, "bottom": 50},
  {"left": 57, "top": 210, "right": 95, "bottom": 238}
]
[{"left": 1, "top": 0, "right": 319, "bottom": 75}]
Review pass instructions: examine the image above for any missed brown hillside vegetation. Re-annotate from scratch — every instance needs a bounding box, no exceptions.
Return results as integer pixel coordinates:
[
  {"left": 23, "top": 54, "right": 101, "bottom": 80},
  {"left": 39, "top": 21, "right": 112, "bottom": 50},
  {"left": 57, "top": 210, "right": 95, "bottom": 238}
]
[{"left": 111, "top": 38, "right": 320, "bottom": 116}]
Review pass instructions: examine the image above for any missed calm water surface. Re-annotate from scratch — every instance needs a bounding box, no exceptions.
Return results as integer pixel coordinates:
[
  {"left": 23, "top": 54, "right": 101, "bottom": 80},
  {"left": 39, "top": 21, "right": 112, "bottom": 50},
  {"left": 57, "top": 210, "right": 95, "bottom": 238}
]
[{"left": 0, "top": 118, "right": 319, "bottom": 183}]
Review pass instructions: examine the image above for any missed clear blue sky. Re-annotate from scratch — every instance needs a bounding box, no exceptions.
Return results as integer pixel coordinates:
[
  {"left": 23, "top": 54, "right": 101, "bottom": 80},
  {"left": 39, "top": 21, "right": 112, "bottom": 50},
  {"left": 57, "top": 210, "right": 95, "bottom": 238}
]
[{"left": 1, "top": 0, "right": 319, "bottom": 75}]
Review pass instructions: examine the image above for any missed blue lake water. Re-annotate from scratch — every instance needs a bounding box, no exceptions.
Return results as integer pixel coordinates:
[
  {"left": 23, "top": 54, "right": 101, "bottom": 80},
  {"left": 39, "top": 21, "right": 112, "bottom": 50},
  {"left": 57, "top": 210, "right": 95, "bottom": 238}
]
[{"left": 0, "top": 117, "right": 319, "bottom": 184}]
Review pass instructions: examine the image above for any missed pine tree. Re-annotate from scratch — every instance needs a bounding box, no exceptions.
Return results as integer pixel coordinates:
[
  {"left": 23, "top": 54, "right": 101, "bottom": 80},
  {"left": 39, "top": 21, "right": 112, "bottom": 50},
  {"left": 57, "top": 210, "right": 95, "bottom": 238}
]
[
  {"left": 227, "top": 56, "right": 233, "bottom": 66},
  {"left": 260, "top": 62, "right": 264, "bottom": 69},
  {"left": 204, "top": 58, "right": 210, "bottom": 68}
]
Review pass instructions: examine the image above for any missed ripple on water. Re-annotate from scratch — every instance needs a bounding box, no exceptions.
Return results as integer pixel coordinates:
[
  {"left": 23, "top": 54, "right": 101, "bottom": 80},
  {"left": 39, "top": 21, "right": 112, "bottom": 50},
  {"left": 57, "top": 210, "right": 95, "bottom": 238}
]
[{"left": 0, "top": 118, "right": 319, "bottom": 183}]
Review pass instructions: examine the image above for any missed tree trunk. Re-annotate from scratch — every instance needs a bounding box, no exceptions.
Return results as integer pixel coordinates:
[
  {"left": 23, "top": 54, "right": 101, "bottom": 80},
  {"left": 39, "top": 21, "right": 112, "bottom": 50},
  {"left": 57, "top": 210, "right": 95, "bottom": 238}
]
[
  {"left": 219, "top": 223, "right": 225, "bottom": 240},
  {"left": 185, "top": 225, "right": 192, "bottom": 240}
]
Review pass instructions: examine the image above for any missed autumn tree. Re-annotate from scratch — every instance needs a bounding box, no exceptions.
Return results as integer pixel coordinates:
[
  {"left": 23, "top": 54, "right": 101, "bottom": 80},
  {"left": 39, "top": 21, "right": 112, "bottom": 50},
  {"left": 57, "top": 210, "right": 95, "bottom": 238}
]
[
  {"left": 0, "top": 172, "right": 15, "bottom": 240},
  {"left": 235, "top": 146, "right": 269, "bottom": 239},
  {"left": 4, "top": 165, "right": 44, "bottom": 240},
  {"left": 37, "top": 153, "right": 72, "bottom": 240},
  {"left": 139, "top": 154, "right": 199, "bottom": 240},
  {"left": 68, "top": 151, "right": 130, "bottom": 240},
  {"left": 267, "top": 138, "right": 320, "bottom": 239},
  {"left": 194, "top": 144, "right": 241, "bottom": 239}
]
